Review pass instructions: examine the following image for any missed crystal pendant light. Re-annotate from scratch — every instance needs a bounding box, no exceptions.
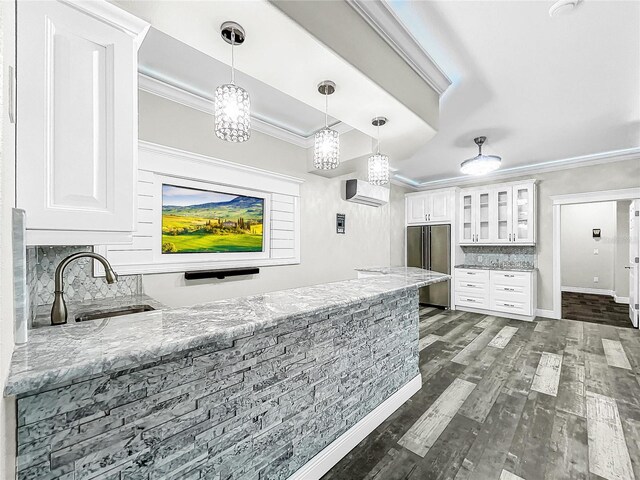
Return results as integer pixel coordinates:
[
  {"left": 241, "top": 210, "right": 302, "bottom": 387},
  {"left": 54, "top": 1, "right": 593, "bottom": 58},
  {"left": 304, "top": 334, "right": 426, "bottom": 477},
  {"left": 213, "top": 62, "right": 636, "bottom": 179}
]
[
  {"left": 214, "top": 22, "right": 250, "bottom": 143},
  {"left": 314, "top": 81, "right": 339, "bottom": 170},
  {"left": 460, "top": 136, "right": 501, "bottom": 175},
  {"left": 368, "top": 117, "right": 390, "bottom": 185}
]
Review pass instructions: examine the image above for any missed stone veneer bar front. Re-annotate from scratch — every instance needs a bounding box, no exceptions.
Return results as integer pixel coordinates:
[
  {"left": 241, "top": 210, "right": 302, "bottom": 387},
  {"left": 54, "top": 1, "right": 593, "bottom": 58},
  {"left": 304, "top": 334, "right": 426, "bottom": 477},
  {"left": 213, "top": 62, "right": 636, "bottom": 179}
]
[{"left": 5, "top": 268, "right": 448, "bottom": 479}]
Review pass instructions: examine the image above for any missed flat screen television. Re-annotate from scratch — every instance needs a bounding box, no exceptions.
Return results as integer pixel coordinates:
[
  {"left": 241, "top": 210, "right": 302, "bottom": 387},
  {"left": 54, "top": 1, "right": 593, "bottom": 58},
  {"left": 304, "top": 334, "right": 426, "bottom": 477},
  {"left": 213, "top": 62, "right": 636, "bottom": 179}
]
[{"left": 161, "top": 184, "right": 264, "bottom": 254}]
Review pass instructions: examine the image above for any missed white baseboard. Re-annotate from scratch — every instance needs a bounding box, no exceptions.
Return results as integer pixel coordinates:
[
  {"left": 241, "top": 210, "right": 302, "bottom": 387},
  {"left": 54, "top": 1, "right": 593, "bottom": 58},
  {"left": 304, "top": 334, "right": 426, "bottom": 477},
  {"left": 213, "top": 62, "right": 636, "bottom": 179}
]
[
  {"left": 535, "top": 308, "right": 558, "bottom": 319},
  {"left": 456, "top": 305, "right": 535, "bottom": 322},
  {"left": 288, "top": 375, "right": 422, "bottom": 480},
  {"left": 561, "top": 286, "right": 614, "bottom": 297},
  {"left": 614, "top": 295, "right": 630, "bottom": 304}
]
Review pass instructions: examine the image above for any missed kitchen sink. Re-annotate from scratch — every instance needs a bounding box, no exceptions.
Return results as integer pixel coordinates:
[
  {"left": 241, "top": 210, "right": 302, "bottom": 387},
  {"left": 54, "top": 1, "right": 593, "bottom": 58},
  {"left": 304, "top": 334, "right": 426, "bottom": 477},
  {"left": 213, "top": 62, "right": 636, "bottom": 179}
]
[{"left": 74, "top": 304, "right": 155, "bottom": 322}]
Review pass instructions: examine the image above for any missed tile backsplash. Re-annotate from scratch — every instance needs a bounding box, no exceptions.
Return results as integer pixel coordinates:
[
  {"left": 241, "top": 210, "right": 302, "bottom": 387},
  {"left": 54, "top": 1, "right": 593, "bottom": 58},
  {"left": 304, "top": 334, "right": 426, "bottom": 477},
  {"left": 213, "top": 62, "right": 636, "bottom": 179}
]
[
  {"left": 27, "top": 246, "right": 142, "bottom": 307},
  {"left": 461, "top": 245, "right": 536, "bottom": 269}
]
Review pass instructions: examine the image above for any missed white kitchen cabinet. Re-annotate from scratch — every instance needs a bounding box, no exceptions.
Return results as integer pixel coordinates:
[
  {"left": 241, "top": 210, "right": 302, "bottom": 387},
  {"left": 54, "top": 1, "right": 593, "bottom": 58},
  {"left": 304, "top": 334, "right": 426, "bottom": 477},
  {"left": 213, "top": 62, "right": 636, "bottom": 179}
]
[
  {"left": 459, "top": 180, "right": 536, "bottom": 245},
  {"left": 406, "top": 188, "right": 456, "bottom": 224},
  {"left": 16, "top": 1, "right": 149, "bottom": 245},
  {"left": 454, "top": 267, "right": 537, "bottom": 319}
]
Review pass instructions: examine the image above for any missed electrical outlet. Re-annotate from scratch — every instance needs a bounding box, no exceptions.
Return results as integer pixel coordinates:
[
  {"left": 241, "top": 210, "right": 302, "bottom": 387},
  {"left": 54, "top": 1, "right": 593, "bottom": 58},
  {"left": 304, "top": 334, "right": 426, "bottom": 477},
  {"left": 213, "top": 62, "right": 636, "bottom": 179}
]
[
  {"left": 594, "top": 276, "right": 599, "bottom": 283},
  {"left": 478, "top": 256, "right": 483, "bottom": 262},
  {"left": 593, "top": 248, "right": 599, "bottom": 255}
]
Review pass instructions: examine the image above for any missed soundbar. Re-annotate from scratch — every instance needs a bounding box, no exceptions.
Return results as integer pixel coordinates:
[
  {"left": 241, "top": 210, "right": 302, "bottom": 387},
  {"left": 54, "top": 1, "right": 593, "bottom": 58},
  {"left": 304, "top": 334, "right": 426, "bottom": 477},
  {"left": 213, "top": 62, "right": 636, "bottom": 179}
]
[{"left": 184, "top": 267, "right": 260, "bottom": 280}]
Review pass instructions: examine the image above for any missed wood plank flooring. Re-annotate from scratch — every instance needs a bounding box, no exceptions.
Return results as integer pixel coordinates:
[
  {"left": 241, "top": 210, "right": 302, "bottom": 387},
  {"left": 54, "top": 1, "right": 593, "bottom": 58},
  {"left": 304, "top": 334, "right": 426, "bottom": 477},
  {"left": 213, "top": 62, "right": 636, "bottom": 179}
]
[
  {"left": 562, "top": 291, "right": 632, "bottom": 328},
  {"left": 322, "top": 308, "right": 640, "bottom": 480}
]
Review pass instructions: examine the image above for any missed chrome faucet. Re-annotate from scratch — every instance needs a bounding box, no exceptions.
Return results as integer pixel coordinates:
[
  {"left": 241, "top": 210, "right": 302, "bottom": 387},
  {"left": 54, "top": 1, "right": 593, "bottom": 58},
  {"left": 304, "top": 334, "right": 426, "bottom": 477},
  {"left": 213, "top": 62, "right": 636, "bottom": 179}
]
[{"left": 51, "top": 252, "right": 118, "bottom": 325}]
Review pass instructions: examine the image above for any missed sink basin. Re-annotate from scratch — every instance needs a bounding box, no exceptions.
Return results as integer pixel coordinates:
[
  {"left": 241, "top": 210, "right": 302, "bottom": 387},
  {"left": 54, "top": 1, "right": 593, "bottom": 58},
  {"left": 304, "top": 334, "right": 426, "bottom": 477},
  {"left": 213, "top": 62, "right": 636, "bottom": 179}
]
[{"left": 74, "top": 304, "right": 155, "bottom": 322}]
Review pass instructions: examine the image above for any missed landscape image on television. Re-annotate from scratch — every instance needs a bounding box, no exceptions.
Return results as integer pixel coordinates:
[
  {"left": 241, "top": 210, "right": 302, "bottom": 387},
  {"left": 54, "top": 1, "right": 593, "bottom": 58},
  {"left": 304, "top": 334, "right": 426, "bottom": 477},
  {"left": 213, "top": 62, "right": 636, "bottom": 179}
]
[{"left": 161, "top": 184, "right": 264, "bottom": 254}]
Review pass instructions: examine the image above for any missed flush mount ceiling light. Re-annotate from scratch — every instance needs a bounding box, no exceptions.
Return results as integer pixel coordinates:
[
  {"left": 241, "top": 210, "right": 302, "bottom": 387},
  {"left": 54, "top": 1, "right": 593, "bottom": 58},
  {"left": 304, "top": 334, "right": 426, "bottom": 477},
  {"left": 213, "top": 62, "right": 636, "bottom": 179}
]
[
  {"left": 460, "top": 136, "right": 502, "bottom": 176},
  {"left": 549, "top": 0, "right": 582, "bottom": 17},
  {"left": 314, "top": 80, "right": 340, "bottom": 170},
  {"left": 368, "top": 117, "right": 390, "bottom": 186},
  {"left": 214, "top": 21, "right": 250, "bottom": 143}
]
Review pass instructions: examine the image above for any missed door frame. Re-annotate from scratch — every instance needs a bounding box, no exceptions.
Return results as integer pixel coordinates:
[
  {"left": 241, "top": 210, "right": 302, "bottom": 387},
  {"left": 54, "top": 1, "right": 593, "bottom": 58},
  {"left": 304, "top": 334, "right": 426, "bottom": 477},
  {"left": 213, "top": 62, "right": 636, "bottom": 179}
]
[{"left": 551, "top": 187, "right": 640, "bottom": 320}]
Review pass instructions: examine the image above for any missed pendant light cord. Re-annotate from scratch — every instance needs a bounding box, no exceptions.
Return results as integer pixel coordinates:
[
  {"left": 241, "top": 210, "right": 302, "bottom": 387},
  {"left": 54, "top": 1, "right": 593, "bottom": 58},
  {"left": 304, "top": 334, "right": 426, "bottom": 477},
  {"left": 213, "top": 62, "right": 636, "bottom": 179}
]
[
  {"left": 376, "top": 122, "right": 381, "bottom": 154},
  {"left": 325, "top": 91, "right": 328, "bottom": 128},
  {"left": 231, "top": 30, "right": 236, "bottom": 85}
]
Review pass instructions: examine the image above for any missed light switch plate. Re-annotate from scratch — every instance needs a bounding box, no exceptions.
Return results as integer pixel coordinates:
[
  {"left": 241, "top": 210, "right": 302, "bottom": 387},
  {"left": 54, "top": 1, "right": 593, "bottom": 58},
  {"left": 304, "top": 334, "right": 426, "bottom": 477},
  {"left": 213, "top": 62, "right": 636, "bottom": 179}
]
[
  {"left": 593, "top": 248, "right": 599, "bottom": 255},
  {"left": 594, "top": 276, "right": 599, "bottom": 283}
]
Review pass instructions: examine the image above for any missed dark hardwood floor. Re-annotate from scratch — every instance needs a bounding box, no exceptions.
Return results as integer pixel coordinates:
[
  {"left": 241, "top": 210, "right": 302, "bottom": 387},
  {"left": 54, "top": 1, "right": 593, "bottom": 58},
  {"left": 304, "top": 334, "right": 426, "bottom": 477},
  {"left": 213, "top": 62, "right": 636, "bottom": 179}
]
[
  {"left": 322, "top": 307, "right": 640, "bottom": 480},
  {"left": 562, "top": 291, "right": 633, "bottom": 328}
]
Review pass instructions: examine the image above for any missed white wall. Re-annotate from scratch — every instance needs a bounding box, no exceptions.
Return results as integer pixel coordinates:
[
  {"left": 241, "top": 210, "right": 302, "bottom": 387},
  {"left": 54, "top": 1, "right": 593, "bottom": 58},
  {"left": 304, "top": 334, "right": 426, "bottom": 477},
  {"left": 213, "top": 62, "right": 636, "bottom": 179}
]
[
  {"left": 138, "top": 91, "right": 403, "bottom": 307},
  {"left": 615, "top": 200, "right": 631, "bottom": 300},
  {"left": 561, "top": 201, "right": 616, "bottom": 292},
  {"left": 0, "top": 1, "right": 17, "bottom": 477}
]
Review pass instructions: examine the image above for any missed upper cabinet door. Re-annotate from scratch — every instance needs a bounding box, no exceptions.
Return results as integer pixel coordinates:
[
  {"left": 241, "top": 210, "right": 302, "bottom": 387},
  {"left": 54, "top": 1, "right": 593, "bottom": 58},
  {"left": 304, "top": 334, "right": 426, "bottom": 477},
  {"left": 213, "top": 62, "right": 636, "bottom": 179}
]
[
  {"left": 475, "top": 190, "right": 491, "bottom": 243},
  {"left": 16, "top": 1, "right": 147, "bottom": 243},
  {"left": 429, "top": 190, "right": 451, "bottom": 223},
  {"left": 493, "top": 186, "right": 513, "bottom": 243},
  {"left": 460, "top": 191, "right": 475, "bottom": 244},
  {"left": 406, "top": 196, "right": 427, "bottom": 224},
  {"left": 512, "top": 183, "right": 535, "bottom": 243}
]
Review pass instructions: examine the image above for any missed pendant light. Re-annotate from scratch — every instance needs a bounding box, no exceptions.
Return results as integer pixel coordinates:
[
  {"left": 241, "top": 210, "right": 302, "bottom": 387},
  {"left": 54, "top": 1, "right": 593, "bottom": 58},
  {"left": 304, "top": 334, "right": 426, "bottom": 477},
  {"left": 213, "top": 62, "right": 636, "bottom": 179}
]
[
  {"left": 214, "top": 22, "right": 250, "bottom": 143},
  {"left": 460, "top": 136, "right": 501, "bottom": 175},
  {"left": 368, "top": 117, "right": 390, "bottom": 185},
  {"left": 314, "top": 80, "right": 339, "bottom": 170}
]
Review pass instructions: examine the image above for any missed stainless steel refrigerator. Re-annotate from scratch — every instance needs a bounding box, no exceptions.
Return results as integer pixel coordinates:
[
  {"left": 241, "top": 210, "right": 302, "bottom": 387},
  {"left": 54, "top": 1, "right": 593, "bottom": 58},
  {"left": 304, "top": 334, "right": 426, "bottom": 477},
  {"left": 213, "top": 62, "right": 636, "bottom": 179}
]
[{"left": 407, "top": 225, "right": 451, "bottom": 308}]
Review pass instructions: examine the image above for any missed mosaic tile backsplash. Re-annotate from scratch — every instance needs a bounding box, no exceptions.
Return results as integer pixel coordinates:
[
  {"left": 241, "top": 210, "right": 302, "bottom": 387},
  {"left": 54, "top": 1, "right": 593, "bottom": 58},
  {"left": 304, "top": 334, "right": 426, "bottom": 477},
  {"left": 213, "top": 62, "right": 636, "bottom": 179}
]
[
  {"left": 27, "top": 246, "right": 142, "bottom": 307},
  {"left": 461, "top": 245, "right": 536, "bottom": 269}
]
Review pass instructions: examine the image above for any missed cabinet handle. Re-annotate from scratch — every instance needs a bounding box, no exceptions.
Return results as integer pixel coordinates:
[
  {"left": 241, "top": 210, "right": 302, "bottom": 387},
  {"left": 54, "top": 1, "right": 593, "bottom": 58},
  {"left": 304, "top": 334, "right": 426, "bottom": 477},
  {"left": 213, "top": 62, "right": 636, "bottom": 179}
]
[
  {"left": 504, "top": 303, "right": 515, "bottom": 308},
  {"left": 504, "top": 287, "right": 515, "bottom": 291},
  {"left": 466, "top": 272, "right": 476, "bottom": 275},
  {"left": 425, "top": 214, "right": 428, "bottom": 221},
  {"left": 505, "top": 274, "right": 515, "bottom": 278},
  {"left": 466, "top": 283, "right": 476, "bottom": 287},
  {"left": 8, "top": 66, "right": 15, "bottom": 124},
  {"left": 509, "top": 233, "right": 511, "bottom": 241}
]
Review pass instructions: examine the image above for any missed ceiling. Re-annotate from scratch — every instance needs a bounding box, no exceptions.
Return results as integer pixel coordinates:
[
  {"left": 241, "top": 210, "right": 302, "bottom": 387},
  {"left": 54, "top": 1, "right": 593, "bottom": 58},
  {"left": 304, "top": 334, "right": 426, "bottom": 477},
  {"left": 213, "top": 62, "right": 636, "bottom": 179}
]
[
  {"left": 139, "top": 28, "right": 342, "bottom": 138},
  {"left": 114, "top": 0, "right": 441, "bottom": 174},
  {"left": 387, "top": 0, "right": 640, "bottom": 186}
]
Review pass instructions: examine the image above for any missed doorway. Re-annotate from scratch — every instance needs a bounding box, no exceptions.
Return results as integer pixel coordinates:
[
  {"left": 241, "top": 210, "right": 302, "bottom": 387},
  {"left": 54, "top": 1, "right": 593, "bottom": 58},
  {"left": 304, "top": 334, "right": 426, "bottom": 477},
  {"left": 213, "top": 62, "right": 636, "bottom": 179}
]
[{"left": 552, "top": 187, "right": 640, "bottom": 324}]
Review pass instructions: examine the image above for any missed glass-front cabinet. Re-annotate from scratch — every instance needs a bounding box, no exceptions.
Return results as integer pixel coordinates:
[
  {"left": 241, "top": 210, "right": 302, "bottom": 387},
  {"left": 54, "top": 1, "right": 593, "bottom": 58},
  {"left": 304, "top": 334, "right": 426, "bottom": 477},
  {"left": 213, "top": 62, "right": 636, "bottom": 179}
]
[
  {"left": 459, "top": 180, "right": 536, "bottom": 245},
  {"left": 512, "top": 183, "right": 535, "bottom": 243}
]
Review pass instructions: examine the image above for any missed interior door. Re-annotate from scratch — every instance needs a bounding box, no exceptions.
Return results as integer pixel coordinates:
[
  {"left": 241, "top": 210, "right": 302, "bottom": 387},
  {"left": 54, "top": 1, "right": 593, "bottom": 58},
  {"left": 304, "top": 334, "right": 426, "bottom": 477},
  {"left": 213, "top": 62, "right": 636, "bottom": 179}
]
[{"left": 630, "top": 201, "right": 639, "bottom": 328}]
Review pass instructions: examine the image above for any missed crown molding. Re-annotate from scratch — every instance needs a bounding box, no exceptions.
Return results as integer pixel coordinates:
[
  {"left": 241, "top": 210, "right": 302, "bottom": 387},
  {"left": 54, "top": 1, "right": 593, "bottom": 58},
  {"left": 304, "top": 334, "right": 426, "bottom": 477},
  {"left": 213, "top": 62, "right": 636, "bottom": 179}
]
[
  {"left": 347, "top": 0, "right": 451, "bottom": 95},
  {"left": 61, "top": 0, "right": 150, "bottom": 48},
  {"left": 396, "top": 147, "right": 640, "bottom": 191},
  {"left": 138, "top": 73, "right": 353, "bottom": 149}
]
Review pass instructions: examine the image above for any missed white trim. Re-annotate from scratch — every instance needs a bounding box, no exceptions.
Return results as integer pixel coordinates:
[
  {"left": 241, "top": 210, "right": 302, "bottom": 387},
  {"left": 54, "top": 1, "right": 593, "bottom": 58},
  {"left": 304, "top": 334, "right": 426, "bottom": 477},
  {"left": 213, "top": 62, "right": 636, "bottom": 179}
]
[
  {"left": 614, "top": 295, "right": 630, "bottom": 304},
  {"left": 60, "top": 0, "right": 150, "bottom": 48},
  {"left": 561, "top": 286, "right": 615, "bottom": 297},
  {"left": 552, "top": 188, "right": 640, "bottom": 323},
  {"left": 138, "top": 141, "right": 304, "bottom": 188},
  {"left": 398, "top": 147, "right": 640, "bottom": 191},
  {"left": 288, "top": 375, "right": 422, "bottom": 480},
  {"left": 551, "top": 187, "right": 640, "bottom": 205},
  {"left": 553, "top": 204, "right": 562, "bottom": 319},
  {"left": 535, "top": 308, "right": 556, "bottom": 319},
  {"left": 455, "top": 305, "right": 535, "bottom": 322},
  {"left": 138, "top": 73, "right": 353, "bottom": 149},
  {"left": 347, "top": 1, "right": 451, "bottom": 95}
]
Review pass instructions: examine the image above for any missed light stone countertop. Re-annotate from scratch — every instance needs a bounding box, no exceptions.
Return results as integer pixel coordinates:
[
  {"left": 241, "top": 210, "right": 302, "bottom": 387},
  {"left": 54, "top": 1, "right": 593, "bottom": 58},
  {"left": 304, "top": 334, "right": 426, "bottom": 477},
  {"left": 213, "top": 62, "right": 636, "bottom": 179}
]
[{"left": 5, "top": 267, "right": 448, "bottom": 397}]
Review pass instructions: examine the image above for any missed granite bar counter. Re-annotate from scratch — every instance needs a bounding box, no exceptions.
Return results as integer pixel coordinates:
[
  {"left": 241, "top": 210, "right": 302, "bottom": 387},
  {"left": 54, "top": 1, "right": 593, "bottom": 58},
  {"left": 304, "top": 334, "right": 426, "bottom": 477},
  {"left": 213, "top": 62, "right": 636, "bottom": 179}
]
[{"left": 5, "top": 267, "right": 448, "bottom": 480}]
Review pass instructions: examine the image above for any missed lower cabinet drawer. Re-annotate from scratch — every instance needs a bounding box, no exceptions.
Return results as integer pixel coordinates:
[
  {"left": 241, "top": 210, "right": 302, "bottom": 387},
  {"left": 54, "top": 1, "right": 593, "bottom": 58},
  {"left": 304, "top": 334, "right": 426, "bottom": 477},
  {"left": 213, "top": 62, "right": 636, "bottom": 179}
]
[
  {"left": 491, "top": 298, "right": 531, "bottom": 316},
  {"left": 455, "top": 292, "right": 489, "bottom": 309}
]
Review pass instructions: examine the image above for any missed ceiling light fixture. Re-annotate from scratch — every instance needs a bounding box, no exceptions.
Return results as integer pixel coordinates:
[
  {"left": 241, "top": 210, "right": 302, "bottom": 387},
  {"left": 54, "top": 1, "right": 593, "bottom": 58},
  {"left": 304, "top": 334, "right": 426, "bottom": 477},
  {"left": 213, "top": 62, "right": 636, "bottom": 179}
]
[
  {"left": 460, "top": 136, "right": 502, "bottom": 176},
  {"left": 549, "top": 0, "right": 581, "bottom": 17},
  {"left": 214, "top": 22, "right": 250, "bottom": 143},
  {"left": 314, "top": 80, "right": 339, "bottom": 170},
  {"left": 368, "top": 117, "right": 390, "bottom": 186}
]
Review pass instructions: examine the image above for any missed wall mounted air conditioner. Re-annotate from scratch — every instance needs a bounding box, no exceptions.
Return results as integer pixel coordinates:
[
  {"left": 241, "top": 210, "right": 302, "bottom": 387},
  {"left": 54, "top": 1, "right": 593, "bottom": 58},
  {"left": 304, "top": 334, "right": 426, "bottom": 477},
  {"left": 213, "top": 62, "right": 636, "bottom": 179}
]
[{"left": 345, "top": 179, "right": 389, "bottom": 207}]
